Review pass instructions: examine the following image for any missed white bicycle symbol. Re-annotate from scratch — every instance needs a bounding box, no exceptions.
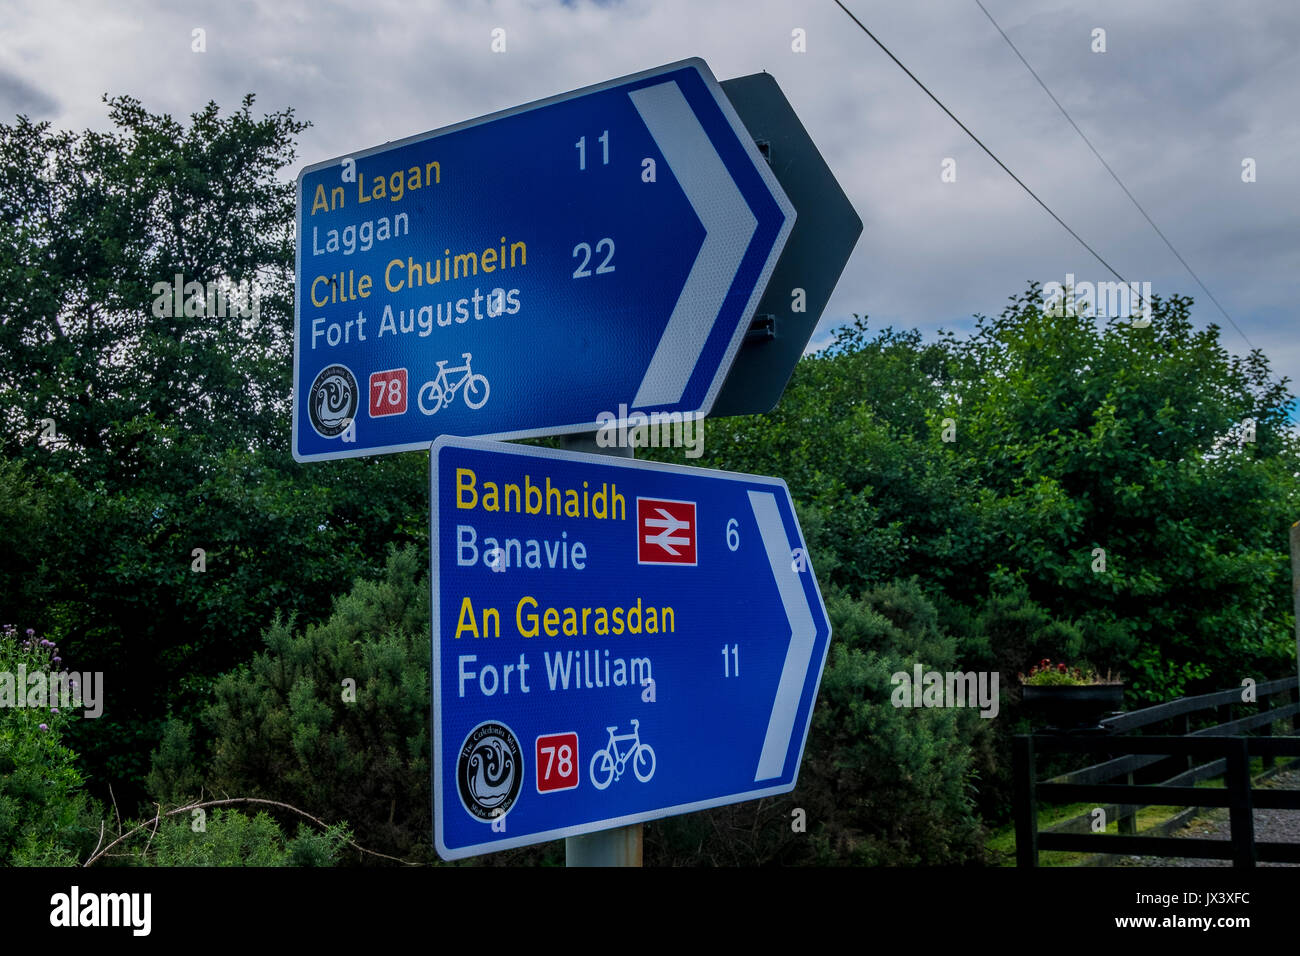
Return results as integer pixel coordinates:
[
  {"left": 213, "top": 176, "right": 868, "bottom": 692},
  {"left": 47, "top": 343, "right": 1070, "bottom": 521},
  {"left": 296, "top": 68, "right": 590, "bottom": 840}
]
[
  {"left": 589, "top": 719, "right": 656, "bottom": 790},
  {"left": 417, "top": 352, "right": 490, "bottom": 414}
]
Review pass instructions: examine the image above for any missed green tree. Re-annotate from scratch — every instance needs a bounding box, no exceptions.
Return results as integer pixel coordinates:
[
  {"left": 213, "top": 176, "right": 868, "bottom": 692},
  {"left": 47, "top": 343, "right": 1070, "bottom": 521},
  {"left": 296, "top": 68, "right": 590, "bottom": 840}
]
[
  {"left": 945, "top": 285, "right": 1300, "bottom": 699},
  {"left": 0, "top": 460, "right": 57, "bottom": 627},
  {"left": 0, "top": 96, "right": 429, "bottom": 799},
  {"left": 654, "top": 292, "right": 1299, "bottom": 700}
]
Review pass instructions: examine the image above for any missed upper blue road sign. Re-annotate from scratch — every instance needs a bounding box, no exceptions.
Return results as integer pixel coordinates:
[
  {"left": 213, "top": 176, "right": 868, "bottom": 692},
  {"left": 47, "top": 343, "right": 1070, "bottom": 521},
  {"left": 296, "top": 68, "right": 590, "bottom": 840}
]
[
  {"left": 430, "top": 437, "right": 832, "bottom": 860},
  {"left": 293, "top": 58, "right": 795, "bottom": 462}
]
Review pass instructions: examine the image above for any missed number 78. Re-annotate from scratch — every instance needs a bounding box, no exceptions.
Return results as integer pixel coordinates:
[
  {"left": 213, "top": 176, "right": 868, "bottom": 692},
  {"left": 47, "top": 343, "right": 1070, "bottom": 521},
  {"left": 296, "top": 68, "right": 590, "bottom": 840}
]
[
  {"left": 540, "top": 744, "right": 573, "bottom": 779},
  {"left": 372, "top": 378, "right": 401, "bottom": 406}
]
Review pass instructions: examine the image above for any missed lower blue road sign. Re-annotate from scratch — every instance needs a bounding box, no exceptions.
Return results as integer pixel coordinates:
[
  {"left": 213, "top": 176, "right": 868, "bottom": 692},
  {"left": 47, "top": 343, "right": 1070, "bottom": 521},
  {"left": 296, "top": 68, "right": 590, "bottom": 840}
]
[{"left": 430, "top": 437, "right": 832, "bottom": 860}]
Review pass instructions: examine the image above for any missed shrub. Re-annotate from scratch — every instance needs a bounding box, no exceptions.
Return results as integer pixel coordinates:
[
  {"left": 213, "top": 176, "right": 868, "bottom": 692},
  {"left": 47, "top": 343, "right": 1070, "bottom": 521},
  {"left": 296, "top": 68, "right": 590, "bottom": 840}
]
[
  {"left": 150, "top": 546, "right": 432, "bottom": 863},
  {"left": 145, "top": 808, "right": 350, "bottom": 867},
  {"left": 796, "top": 579, "right": 987, "bottom": 865},
  {"left": 0, "top": 624, "right": 101, "bottom": 865}
]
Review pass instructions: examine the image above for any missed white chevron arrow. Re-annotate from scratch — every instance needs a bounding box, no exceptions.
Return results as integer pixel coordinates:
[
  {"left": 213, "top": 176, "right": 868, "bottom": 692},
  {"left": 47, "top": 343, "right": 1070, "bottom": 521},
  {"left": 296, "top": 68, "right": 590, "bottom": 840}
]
[
  {"left": 748, "top": 490, "right": 818, "bottom": 782},
  {"left": 628, "top": 80, "right": 774, "bottom": 410}
]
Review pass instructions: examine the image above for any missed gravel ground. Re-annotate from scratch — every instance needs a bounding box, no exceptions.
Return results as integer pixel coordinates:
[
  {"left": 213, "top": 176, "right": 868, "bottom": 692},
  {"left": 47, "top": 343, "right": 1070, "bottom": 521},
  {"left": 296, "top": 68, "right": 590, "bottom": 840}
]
[{"left": 1117, "top": 768, "right": 1300, "bottom": 867}]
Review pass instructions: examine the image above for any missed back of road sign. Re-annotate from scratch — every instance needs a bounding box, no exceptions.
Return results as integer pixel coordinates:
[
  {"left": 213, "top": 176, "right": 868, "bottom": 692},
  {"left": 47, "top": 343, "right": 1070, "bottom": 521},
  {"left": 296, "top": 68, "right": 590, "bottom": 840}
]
[
  {"left": 430, "top": 437, "right": 832, "bottom": 860},
  {"left": 710, "top": 73, "right": 863, "bottom": 417}
]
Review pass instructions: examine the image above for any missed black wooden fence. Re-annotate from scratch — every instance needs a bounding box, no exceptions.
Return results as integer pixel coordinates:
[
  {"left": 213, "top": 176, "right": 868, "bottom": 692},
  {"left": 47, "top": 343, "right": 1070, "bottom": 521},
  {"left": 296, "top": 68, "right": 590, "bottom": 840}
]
[{"left": 1013, "top": 676, "right": 1300, "bottom": 867}]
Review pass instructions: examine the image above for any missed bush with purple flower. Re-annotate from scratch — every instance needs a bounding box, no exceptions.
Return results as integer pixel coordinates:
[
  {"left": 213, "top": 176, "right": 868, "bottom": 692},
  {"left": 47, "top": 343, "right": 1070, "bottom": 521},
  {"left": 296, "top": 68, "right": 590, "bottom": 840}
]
[{"left": 0, "top": 623, "right": 100, "bottom": 864}]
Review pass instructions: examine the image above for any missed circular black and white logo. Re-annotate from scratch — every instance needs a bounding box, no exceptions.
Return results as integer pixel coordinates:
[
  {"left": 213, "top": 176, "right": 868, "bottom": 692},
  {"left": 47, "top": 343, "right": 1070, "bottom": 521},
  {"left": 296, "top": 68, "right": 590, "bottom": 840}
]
[
  {"left": 457, "top": 721, "right": 523, "bottom": 823},
  {"left": 308, "top": 364, "right": 358, "bottom": 438}
]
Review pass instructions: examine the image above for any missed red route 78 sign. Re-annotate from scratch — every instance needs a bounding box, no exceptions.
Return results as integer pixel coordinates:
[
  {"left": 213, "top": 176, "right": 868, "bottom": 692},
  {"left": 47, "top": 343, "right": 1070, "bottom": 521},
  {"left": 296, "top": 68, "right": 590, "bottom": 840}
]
[
  {"left": 535, "top": 732, "right": 579, "bottom": 793},
  {"left": 369, "top": 368, "right": 408, "bottom": 418},
  {"left": 636, "top": 497, "right": 697, "bottom": 565}
]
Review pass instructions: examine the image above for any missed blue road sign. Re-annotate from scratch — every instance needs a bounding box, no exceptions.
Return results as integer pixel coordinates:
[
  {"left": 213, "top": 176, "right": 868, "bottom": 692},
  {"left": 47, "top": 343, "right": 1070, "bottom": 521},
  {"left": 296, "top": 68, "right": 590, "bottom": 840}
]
[
  {"left": 430, "top": 437, "right": 832, "bottom": 860},
  {"left": 294, "top": 58, "right": 795, "bottom": 462}
]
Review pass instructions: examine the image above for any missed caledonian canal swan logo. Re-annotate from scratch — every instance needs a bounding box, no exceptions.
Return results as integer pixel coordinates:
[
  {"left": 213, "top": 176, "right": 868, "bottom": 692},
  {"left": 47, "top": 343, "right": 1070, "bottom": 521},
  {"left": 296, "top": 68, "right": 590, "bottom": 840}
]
[
  {"left": 457, "top": 721, "right": 522, "bottom": 823},
  {"left": 308, "top": 363, "right": 358, "bottom": 438}
]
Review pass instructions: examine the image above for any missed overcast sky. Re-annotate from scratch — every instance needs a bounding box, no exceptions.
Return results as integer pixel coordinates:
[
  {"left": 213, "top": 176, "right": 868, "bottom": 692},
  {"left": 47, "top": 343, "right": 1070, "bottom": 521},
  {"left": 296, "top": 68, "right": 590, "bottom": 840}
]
[{"left": 4, "top": 0, "right": 1297, "bottom": 410}]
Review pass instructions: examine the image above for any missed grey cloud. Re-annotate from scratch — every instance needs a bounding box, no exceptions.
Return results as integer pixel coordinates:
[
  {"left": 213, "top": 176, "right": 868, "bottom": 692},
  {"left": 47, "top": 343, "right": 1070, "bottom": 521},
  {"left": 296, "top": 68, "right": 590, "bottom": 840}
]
[{"left": 0, "top": 67, "right": 58, "bottom": 118}]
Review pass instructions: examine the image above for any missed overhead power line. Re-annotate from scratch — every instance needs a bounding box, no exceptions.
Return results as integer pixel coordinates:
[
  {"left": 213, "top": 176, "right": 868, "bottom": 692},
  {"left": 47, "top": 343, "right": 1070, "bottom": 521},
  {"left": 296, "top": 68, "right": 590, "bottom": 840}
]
[
  {"left": 829, "top": 0, "right": 1148, "bottom": 314},
  {"left": 830, "top": 0, "right": 1288, "bottom": 425},
  {"left": 972, "top": 0, "right": 1254, "bottom": 353}
]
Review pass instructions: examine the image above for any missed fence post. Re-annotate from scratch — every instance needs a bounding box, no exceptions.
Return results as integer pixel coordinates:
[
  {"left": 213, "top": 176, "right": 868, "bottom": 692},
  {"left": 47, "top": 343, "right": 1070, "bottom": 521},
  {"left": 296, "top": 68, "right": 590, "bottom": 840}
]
[
  {"left": 1012, "top": 735, "right": 1038, "bottom": 867},
  {"left": 1119, "top": 771, "right": 1136, "bottom": 834},
  {"left": 1261, "top": 716, "right": 1275, "bottom": 771},
  {"left": 1226, "top": 737, "right": 1256, "bottom": 868},
  {"left": 1291, "top": 520, "right": 1300, "bottom": 699}
]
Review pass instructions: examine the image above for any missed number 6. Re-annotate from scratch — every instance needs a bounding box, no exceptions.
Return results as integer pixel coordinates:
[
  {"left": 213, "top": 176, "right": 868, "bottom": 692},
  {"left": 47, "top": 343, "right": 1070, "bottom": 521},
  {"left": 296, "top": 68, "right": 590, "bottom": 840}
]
[{"left": 726, "top": 518, "right": 739, "bottom": 551}]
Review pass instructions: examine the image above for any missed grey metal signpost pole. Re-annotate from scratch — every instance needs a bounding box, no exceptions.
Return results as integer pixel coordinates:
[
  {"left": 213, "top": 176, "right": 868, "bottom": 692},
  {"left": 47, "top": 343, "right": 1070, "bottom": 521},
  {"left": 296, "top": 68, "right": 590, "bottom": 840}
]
[
  {"left": 561, "top": 431, "right": 642, "bottom": 867},
  {"left": 565, "top": 819, "right": 643, "bottom": 867}
]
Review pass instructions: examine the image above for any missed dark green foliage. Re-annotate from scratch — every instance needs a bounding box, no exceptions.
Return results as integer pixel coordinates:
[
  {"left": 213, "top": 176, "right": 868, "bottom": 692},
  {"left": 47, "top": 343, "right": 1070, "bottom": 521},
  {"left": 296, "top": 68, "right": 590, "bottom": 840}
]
[
  {"left": 0, "top": 96, "right": 429, "bottom": 800},
  {"left": 648, "top": 295, "right": 1300, "bottom": 705},
  {"left": 144, "top": 718, "right": 204, "bottom": 806},
  {"left": 0, "top": 626, "right": 101, "bottom": 865},
  {"left": 0, "top": 94, "right": 304, "bottom": 478},
  {"left": 0, "top": 460, "right": 57, "bottom": 626},
  {"left": 146, "top": 809, "right": 350, "bottom": 867},
  {"left": 798, "top": 580, "right": 986, "bottom": 865},
  {"left": 152, "top": 546, "right": 433, "bottom": 863},
  {"left": 641, "top": 293, "right": 1299, "bottom": 845},
  {"left": 943, "top": 287, "right": 1300, "bottom": 699},
  {"left": 936, "top": 579, "right": 1086, "bottom": 823}
]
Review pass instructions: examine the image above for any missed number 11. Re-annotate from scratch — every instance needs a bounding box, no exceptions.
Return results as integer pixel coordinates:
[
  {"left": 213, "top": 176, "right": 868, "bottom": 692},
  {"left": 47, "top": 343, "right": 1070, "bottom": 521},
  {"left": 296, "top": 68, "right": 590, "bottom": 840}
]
[
  {"left": 722, "top": 643, "right": 739, "bottom": 677},
  {"left": 575, "top": 130, "right": 609, "bottom": 170}
]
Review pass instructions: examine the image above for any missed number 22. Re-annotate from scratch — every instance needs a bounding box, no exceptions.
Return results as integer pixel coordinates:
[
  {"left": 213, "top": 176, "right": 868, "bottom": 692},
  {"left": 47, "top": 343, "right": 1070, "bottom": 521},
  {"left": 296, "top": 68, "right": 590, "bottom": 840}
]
[{"left": 572, "top": 238, "right": 615, "bottom": 278}]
